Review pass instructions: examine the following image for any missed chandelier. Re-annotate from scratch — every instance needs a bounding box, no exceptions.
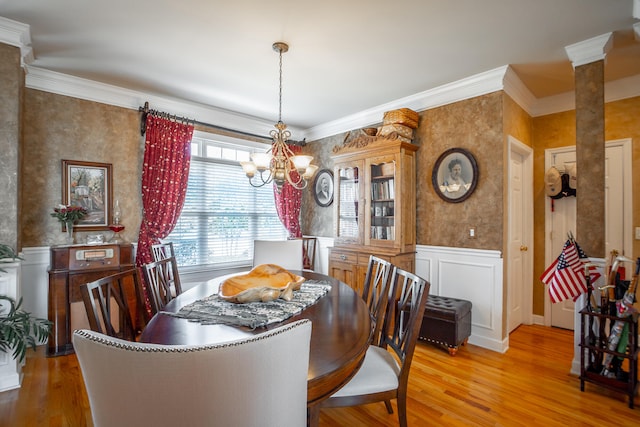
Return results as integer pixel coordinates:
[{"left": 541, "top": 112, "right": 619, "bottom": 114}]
[{"left": 241, "top": 42, "right": 318, "bottom": 191}]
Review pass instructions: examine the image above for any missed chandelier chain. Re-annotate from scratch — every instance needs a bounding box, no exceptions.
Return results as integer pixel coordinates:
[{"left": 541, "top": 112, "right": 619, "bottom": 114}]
[{"left": 278, "top": 47, "right": 283, "bottom": 123}]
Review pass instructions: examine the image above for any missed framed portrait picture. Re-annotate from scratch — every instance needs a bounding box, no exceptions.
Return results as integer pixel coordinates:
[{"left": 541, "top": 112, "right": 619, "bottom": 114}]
[
  {"left": 62, "top": 160, "right": 113, "bottom": 231},
  {"left": 313, "top": 169, "right": 334, "bottom": 207},
  {"left": 432, "top": 148, "right": 478, "bottom": 203}
]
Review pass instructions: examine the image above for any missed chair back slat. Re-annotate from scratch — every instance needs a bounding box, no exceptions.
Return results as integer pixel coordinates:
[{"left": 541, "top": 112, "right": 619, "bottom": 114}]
[
  {"left": 380, "top": 267, "right": 430, "bottom": 381},
  {"left": 361, "top": 255, "right": 393, "bottom": 345},
  {"left": 151, "top": 242, "right": 175, "bottom": 262},
  {"left": 301, "top": 237, "right": 317, "bottom": 270},
  {"left": 80, "top": 269, "right": 141, "bottom": 341},
  {"left": 143, "top": 257, "right": 183, "bottom": 316}
]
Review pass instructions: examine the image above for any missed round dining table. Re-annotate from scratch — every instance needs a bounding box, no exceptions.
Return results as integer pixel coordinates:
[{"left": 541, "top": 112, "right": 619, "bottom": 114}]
[{"left": 139, "top": 270, "right": 371, "bottom": 426}]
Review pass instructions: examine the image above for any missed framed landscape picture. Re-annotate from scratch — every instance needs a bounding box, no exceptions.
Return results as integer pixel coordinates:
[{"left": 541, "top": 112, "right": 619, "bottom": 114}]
[{"left": 62, "top": 160, "right": 113, "bottom": 231}]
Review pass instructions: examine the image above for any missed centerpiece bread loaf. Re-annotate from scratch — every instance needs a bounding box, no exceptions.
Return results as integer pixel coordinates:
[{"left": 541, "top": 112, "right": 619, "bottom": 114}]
[{"left": 219, "top": 264, "right": 305, "bottom": 303}]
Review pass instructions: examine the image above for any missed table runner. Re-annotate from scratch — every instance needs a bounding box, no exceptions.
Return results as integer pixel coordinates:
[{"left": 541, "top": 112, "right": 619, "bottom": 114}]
[{"left": 162, "top": 280, "right": 332, "bottom": 329}]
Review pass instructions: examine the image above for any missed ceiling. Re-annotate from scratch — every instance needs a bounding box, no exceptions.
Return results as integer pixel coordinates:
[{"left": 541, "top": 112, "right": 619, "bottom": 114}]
[{"left": 1, "top": 0, "right": 639, "bottom": 132}]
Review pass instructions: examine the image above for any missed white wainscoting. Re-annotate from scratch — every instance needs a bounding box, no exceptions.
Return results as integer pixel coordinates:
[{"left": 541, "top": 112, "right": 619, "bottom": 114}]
[
  {"left": 314, "top": 236, "right": 333, "bottom": 276},
  {"left": 20, "top": 247, "right": 50, "bottom": 321},
  {"left": 0, "top": 260, "right": 23, "bottom": 391},
  {"left": 416, "top": 245, "right": 506, "bottom": 353}
]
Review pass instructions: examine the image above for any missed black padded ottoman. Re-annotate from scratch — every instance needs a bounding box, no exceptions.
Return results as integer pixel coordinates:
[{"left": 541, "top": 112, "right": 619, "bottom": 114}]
[{"left": 419, "top": 295, "right": 472, "bottom": 356}]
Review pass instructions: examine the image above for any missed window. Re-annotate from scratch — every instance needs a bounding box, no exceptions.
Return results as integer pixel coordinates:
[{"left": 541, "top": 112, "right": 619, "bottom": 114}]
[{"left": 166, "top": 132, "right": 287, "bottom": 268}]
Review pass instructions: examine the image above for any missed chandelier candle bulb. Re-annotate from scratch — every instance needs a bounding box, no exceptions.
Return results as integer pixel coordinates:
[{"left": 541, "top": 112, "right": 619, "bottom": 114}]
[
  {"left": 292, "top": 155, "right": 313, "bottom": 172},
  {"left": 251, "top": 152, "right": 272, "bottom": 171},
  {"left": 303, "top": 165, "right": 319, "bottom": 180},
  {"left": 240, "top": 162, "right": 257, "bottom": 177}
]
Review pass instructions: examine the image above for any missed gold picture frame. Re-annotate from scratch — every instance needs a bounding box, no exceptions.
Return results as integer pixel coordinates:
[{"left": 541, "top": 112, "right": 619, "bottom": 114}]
[{"left": 62, "top": 160, "right": 113, "bottom": 231}]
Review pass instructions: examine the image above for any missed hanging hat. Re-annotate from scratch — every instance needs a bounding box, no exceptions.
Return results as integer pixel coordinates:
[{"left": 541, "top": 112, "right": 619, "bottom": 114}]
[
  {"left": 565, "top": 162, "right": 577, "bottom": 189},
  {"left": 544, "top": 166, "right": 561, "bottom": 197}
]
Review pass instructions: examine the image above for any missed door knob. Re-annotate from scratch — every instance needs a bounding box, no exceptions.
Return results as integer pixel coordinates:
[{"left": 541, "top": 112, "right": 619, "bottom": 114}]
[{"left": 520, "top": 245, "right": 528, "bottom": 251}]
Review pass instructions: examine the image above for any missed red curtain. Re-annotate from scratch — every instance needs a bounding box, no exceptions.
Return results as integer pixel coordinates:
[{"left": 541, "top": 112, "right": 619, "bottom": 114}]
[
  {"left": 136, "top": 115, "right": 194, "bottom": 301},
  {"left": 274, "top": 144, "right": 302, "bottom": 238}
]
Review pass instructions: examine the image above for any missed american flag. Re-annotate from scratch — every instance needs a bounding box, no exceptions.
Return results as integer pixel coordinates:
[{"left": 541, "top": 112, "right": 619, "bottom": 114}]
[{"left": 540, "top": 239, "right": 601, "bottom": 303}]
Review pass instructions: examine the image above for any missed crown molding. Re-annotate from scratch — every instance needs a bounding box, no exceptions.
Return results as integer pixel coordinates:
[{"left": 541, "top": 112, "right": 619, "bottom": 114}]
[
  {"left": 528, "top": 73, "right": 640, "bottom": 117},
  {"left": 5, "top": 16, "right": 637, "bottom": 138},
  {"left": 24, "top": 66, "right": 288, "bottom": 138},
  {"left": 303, "top": 66, "right": 510, "bottom": 141},
  {"left": 502, "top": 66, "right": 537, "bottom": 115},
  {"left": 0, "top": 16, "right": 33, "bottom": 65},
  {"left": 565, "top": 32, "right": 613, "bottom": 68}
]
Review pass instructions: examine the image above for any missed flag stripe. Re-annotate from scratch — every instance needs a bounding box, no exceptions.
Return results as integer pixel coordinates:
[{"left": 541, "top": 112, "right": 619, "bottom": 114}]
[{"left": 540, "top": 239, "right": 593, "bottom": 304}]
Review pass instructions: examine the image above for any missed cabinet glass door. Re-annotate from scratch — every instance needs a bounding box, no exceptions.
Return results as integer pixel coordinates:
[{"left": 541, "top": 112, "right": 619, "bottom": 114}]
[
  {"left": 369, "top": 160, "right": 395, "bottom": 242},
  {"left": 336, "top": 165, "right": 360, "bottom": 242}
]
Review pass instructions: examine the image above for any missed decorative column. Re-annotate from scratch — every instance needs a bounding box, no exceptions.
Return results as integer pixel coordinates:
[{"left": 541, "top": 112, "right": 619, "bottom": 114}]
[
  {"left": 0, "top": 18, "right": 31, "bottom": 250},
  {"left": 565, "top": 32, "right": 612, "bottom": 376},
  {"left": 565, "top": 32, "right": 612, "bottom": 258}
]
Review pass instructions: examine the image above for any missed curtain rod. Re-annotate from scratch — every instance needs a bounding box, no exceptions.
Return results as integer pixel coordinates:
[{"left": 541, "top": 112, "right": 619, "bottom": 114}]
[{"left": 138, "top": 102, "right": 306, "bottom": 146}]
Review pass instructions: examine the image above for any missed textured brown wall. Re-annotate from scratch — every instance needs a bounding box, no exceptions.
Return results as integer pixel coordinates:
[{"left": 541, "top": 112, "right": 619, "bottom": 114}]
[
  {"left": 21, "top": 90, "right": 142, "bottom": 246},
  {"left": 301, "top": 133, "right": 348, "bottom": 237},
  {"left": 0, "top": 43, "right": 22, "bottom": 250},
  {"left": 503, "top": 95, "right": 533, "bottom": 147},
  {"left": 302, "top": 92, "right": 507, "bottom": 252},
  {"left": 575, "top": 61, "right": 606, "bottom": 257},
  {"left": 532, "top": 96, "right": 640, "bottom": 315},
  {"left": 414, "top": 92, "right": 504, "bottom": 250}
]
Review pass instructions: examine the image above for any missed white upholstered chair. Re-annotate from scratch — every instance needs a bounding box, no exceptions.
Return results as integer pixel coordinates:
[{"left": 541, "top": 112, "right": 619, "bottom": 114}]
[
  {"left": 73, "top": 319, "right": 312, "bottom": 427},
  {"left": 253, "top": 239, "right": 304, "bottom": 271},
  {"left": 320, "top": 267, "right": 430, "bottom": 427}
]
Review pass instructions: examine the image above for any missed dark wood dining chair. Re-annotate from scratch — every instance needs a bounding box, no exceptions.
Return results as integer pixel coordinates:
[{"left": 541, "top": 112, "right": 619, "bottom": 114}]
[
  {"left": 302, "top": 236, "right": 317, "bottom": 271},
  {"left": 79, "top": 269, "right": 142, "bottom": 341},
  {"left": 151, "top": 241, "right": 175, "bottom": 262},
  {"left": 321, "top": 267, "right": 431, "bottom": 427},
  {"left": 361, "top": 255, "right": 393, "bottom": 345},
  {"left": 142, "top": 256, "right": 183, "bottom": 317}
]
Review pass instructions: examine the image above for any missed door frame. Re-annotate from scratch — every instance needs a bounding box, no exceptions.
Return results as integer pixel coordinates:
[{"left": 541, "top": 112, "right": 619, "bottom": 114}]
[
  {"left": 507, "top": 136, "right": 534, "bottom": 328},
  {"left": 543, "top": 138, "right": 633, "bottom": 326}
]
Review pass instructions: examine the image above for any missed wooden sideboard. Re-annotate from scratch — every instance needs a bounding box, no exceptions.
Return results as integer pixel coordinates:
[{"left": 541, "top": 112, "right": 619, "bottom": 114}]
[{"left": 47, "top": 243, "right": 135, "bottom": 357}]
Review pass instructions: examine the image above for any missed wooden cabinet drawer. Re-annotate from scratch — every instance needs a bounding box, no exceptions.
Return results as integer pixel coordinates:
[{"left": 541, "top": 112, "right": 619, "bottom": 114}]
[{"left": 330, "top": 250, "right": 358, "bottom": 264}]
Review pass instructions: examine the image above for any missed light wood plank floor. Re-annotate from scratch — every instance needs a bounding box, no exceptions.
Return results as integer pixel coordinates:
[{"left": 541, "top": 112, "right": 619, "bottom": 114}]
[{"left": 0, "top": 325, "right": 638, "bottom": 426}]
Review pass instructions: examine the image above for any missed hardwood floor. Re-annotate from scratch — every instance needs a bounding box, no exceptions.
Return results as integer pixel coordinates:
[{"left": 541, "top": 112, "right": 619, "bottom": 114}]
[{"left": 0, "top": 325, "right": 638, "bottom": 426}]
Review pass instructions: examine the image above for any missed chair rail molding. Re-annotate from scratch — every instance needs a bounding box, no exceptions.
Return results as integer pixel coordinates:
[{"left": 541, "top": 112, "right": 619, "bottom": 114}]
[{"left": 415, "top": 245, "right": 506, "bottom": 353}]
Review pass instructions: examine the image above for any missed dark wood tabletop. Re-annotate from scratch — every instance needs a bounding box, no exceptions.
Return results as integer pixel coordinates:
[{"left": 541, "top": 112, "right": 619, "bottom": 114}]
[{"left": 139, "top": 270, "right": 371, "bottom": 412}]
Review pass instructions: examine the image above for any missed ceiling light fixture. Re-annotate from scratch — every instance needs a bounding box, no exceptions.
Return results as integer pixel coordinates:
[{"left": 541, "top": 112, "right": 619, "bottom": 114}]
[{"left": 241, "top": 42, "right": 318, "bottom": 191}]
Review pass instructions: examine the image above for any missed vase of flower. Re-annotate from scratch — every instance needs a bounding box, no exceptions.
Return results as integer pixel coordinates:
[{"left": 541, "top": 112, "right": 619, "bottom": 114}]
[
  {"left": 51, "top": 205, "right": 88, "bottom": 245},
  {"left": 65, "top": 220, "right": 75, "bottom": 244}
]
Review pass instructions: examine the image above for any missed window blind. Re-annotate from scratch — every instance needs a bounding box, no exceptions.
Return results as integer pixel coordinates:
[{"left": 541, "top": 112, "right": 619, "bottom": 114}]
[{"left": 166, "top": 138, "right": 287, "bottom": 268}]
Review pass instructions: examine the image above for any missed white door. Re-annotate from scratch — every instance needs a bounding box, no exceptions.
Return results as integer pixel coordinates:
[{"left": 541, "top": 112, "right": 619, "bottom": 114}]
[
  {"left": 547, "top": 140, "right": 631, "bottom": 329},
  {"left": 547, "top": 150, "right": 578, "bottom": 330},
  {"left": 508, "top": 137, "right": 533, "bottom": 333}
]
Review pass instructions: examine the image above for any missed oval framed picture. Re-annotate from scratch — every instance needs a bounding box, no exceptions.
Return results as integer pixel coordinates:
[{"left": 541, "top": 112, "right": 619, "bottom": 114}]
[
  {"left": 313, "top": 169, "right": 334, "bottom": 207},
  {"left": 432, "top": 148, "right": 478, "bottom": 203}
]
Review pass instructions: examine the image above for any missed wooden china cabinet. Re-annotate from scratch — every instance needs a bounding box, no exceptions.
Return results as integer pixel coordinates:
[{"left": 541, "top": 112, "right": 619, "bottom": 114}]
[{"left": 328, "top": 135, "right": 418, "bottom": 295}]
